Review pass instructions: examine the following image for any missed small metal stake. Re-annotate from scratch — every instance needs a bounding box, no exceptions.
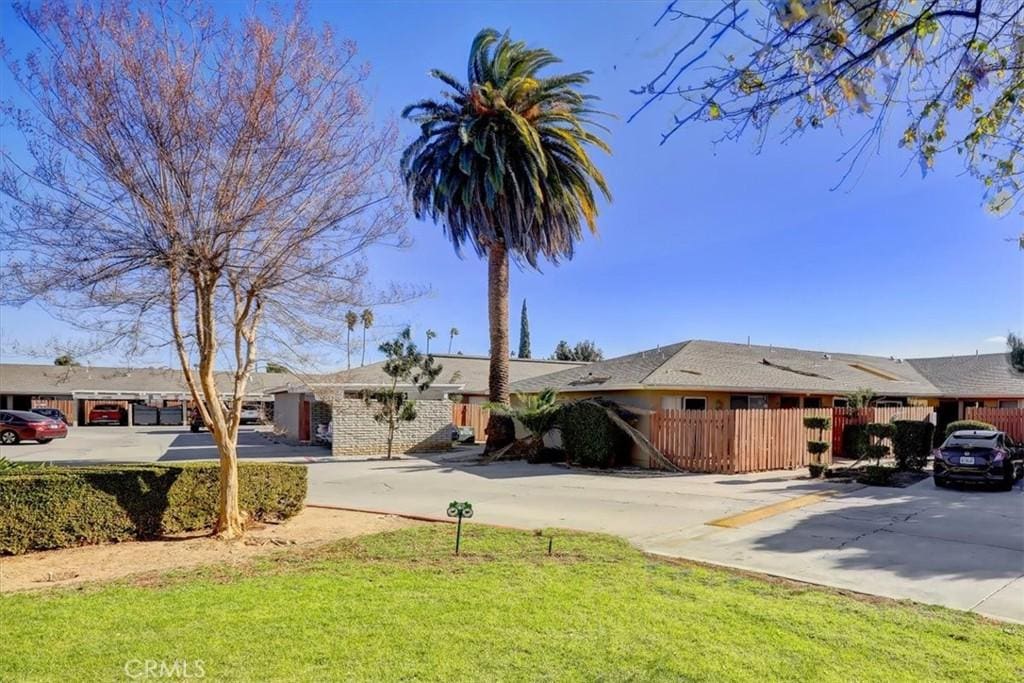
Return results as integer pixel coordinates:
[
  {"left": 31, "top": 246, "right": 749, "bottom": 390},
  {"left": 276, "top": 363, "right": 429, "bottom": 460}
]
[
  {"left": 547, "top": 537, "right": 553, "bottom": 556},
  {"left": 446, "top": 501, "right": 473, "bottom": 555}
]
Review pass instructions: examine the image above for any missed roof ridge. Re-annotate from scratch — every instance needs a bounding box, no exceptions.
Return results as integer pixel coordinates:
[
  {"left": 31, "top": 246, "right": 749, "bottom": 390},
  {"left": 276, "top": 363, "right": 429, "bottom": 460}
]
[{"left": 637, "top": 340, "right": 692, "bottom": 385}]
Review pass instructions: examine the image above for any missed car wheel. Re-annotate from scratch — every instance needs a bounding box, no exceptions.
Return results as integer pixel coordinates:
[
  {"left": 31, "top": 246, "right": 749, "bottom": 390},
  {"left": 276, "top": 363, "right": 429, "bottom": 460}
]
[
  {"left": 36, "top": 438, "right": 53, "bottom": 444},
  {"left": 0, "top": 430, "right": 20, "bottom": 445},
  {"left": 933, "top": 476, "right": 947, "bottom": 488},
  {"left": 997, "top": 469, "right": 1015, "bottom": 492}
]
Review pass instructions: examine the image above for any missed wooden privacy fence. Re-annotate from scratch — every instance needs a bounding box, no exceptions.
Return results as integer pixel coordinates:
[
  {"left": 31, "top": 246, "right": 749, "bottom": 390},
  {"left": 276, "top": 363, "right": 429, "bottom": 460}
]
[
  {"left": 452, "top": 404, "right": 490, "bottom": 443},
  {"left": 651, "top": 408, "right": 832, "bottom": 474},
  {"left": 831, "top": 406, "right": 934, "bottom": 457},
  {"left": 966, "top": 407, "right": 1024, "bottom": 441},
  {"left": 30, "top": 398, "right": 77, "bottom": 424}
]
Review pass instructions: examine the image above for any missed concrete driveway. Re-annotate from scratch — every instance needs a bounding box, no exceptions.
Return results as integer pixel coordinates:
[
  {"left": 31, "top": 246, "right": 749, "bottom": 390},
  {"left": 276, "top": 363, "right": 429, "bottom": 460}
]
[{"left": 4, "top": 429, "right": 1022, "bottom": 622}]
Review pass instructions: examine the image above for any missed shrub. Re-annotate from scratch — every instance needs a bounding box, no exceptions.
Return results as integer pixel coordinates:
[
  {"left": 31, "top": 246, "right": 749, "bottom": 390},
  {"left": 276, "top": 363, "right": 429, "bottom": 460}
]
[
  {"left": 893, "top": 420, "right": 935, "bottom": 471},
  {"left": 807, "top": 463, "right": 827, "bottom": 478},
  {"left": 559, "top": 400, "right": 632, "bottom": 468},
  {"left": 0, "top": 462, "right": 306, "bottom": 555},
  {"left": 802, "top": 416, "right": 831, "bottom": 432},
  {"left": 864, "top": 422, "right": 895, "bottom": 440},
  {"left": 857, "top": 465, "right": 898, "bottom": 486},
  {"left": 944, "top": 419, "right": 997, "bottom": 438},
  {"left": 842, "top": 424, "right": 870, "bottom": 459}
]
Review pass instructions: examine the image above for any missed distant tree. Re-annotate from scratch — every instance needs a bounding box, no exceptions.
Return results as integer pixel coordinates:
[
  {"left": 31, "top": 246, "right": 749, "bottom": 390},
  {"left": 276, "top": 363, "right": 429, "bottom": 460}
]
[
  {"left": 634, "top": 1, "right": 1024, "bottom": 241},
  {"left": 448, "top": 327, "right": 460, "bottom": 354},
  {"left": 264, "top": 362, "right": 288, "bottom": 374},
  {"left": 425, "top": 329, "right": 438, "bottom": 354},
  {"left": 364, "top": 328, "right": 442, "bottom": 459},
  {"left": 402, "top": 28, "right": 611, "bottom": 453},
  {"left": 0, "top": 2, "right": 407, "bottom": 538},
  {"left": 53, "top": 354, "right": 79, "bottom": 367},
  {"left": 518, "top": 300, "right": 532, "bottom": 359},
  {"left": 552, "top": 340, "right": 604, "bottom": 362},
  {"left": 345, "top": 311, "right": 359, "bottom": 370},
  {"left": 360, "top": 309, "right": 375, "bottom": 366},
  {"left": 1009, "top": 332, "right": 1024, "bottom": 372}
]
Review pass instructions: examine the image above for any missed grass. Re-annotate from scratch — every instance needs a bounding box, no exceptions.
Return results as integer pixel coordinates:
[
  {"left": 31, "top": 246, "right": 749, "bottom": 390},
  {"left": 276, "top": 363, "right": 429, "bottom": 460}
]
[{"left": 2, "top": 525, "right": 1022, "bottom": 682}]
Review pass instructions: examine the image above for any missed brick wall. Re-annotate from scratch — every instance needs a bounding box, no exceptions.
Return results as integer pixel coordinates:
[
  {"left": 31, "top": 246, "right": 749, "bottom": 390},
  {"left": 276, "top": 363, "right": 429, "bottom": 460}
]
[{"left": 331, "top": 396, "right": 453, "bottom": 457}]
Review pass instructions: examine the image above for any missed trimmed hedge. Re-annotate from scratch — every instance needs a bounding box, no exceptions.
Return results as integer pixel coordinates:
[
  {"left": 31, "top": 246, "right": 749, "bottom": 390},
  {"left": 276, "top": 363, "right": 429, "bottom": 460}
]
[
  {"left": 0, "top": 462, "right": 307, "bottom": 555},
  {"left": 842, "top": 424, "right": 869, "bottom": 459},
  {"left": 893, "top": 420, "right": 935, "bottom": 471},
  {"left": 944, "top": 419, "right": 997, "bottom": 438},
  {"left": 559, "top": 401, "right": 633, "bottom": 468}
]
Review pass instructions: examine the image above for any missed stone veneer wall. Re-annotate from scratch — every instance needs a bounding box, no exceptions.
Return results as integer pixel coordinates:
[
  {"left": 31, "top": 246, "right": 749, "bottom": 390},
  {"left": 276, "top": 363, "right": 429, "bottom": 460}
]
[{"left": 331, "top": 397, "right": 453, "bottom": 457}]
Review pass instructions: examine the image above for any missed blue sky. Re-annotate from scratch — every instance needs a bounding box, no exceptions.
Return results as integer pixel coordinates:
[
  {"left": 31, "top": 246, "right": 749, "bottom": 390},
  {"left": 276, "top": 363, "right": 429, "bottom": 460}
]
[{"left": 1, "top": 1, "right": 1021, "bottom": 368}]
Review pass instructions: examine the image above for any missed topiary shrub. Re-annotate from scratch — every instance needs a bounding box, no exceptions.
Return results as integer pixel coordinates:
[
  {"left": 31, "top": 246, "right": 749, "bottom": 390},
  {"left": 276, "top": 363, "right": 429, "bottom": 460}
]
[
  {"left": 944, "top": 419, "right": 997, "bottom": 438},
  {"left": 559, "top": 400, "right": 633, "bottom": 468},
  {"left": 893, "top": 420, "right": 935, "bottom": 471},
  {"left": 0, "top": 462, "right": 307, "bottom": 555},
  {"left": 857, "top": 464, "right": 898, "bottom": 486},
  {"left": 864, "top": 422, "right": 895, "bottom": 464}
]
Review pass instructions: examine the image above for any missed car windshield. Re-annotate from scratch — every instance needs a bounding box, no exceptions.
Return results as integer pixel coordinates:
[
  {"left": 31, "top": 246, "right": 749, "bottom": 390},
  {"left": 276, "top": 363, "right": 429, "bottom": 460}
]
[
  {"left": 8, "top": 410, "right": 48, "bottom": 422},
  {"left": 94, "top": 405, "right": 119, "bottom": 410},
  {"left": 943, "top": 434, "right": 999, "bottom": 449}
]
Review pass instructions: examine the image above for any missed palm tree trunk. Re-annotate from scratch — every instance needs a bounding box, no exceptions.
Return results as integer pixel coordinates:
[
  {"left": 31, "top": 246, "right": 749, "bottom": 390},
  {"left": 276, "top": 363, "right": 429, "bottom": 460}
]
[
  {"left": 485, "top": 241, "right": 513, "bottom": 452},
  {"left": 346, "top": 328, "right": 351, "bottom": 370},
  {"left": 361, "top": 327, "right": 367, "bottom": 366}
]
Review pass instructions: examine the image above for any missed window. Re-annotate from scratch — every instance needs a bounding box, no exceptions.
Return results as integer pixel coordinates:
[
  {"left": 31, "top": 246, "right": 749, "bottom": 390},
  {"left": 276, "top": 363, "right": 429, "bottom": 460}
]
[
  {"left": 833, "top": 398, "right": 849, "bottom": 408},
  {"left": 660, "top": 396, "right": 682, "bottom": 410},
  {"left": 998, "top": 400, "right": 1021, "bottom": 409},
  {"left": 875, "top": 400, "right": 903, "bottom": 407},
  {"left": 804, "top": 397, "right": 822, "bottom": 408},
  {"left": 730, "top": 395, "right": 768, "bottom": 409},
  {"left": 683, "top": 397, "right": 706, "bottom": 411},
  {"left": 779, "top": 396, "right": 800, "bottom": 409}
]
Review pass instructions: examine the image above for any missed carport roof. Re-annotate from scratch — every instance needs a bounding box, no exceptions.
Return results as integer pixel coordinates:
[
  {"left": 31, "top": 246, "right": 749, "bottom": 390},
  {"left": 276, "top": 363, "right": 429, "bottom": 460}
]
[{"left": 0, "top": 363, "right": 299, "bottom": 398}]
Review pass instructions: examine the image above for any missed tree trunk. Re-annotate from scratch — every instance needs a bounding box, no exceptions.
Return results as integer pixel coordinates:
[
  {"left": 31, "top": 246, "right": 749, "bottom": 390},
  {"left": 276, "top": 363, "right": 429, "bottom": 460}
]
[
  {"left": 485, "top": 241, "right": 513, "bottom": 453},
  {"left": 213, "top": 434, "right": 245, "bottom": 537}
]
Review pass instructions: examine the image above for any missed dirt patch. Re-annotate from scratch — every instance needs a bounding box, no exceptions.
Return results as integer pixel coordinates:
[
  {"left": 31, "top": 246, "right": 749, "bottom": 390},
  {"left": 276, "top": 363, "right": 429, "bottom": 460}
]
[{"left": 0, "top": 507, "right": 422, "bottom": 593}]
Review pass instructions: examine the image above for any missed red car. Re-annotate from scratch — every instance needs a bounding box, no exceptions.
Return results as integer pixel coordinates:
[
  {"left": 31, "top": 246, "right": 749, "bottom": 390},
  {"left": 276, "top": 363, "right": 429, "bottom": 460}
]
[
  {"left": 0, "top": 410, "right": 69, "bottom": 445},
  {"left": 88, "top": 403, "right": 124, "bottom": 425}
]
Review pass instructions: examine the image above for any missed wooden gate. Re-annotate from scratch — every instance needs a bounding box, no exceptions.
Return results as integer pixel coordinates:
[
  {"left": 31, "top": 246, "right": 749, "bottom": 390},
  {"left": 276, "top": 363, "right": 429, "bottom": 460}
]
[
  {"left": 966, "top": 407, "right": 1024, "bottom": 441},
  {"left": 452, "top": 404, "right": 489, "bottom": 443}
]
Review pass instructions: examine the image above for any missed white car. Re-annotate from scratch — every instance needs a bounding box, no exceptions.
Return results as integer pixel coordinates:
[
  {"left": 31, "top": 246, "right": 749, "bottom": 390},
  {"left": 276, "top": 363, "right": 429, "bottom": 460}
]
[{"left": 239, "top": 404, "right": 263, "bottom": 425}]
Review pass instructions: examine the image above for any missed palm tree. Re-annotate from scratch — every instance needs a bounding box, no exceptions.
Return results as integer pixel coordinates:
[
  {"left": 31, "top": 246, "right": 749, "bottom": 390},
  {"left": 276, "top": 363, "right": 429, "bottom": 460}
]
[
  {"left": 448, "top": 327, "right": 459, "bottom": 353},
  {"left": 425, "top": 328, "right": 438, "bottom": 354},
  {"left": 402, "top": 29, "right": 610, "bottom": 450},
  {"left": 344, "top": 310, "right": 358, "bottom": 370},
  {"left": 360, "top": 308, "right": 374, "bottom": 366}
]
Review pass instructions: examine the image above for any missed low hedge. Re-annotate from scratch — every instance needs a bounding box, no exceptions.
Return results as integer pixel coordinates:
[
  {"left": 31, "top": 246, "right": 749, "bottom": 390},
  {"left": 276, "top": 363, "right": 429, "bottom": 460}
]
[
  {"left": 944, "top": 419, "right": 997, "bottom": 438},
  {"left": 0, "top": 462, "right": 307, "bottom": 555},
  {"left": 893, "top": 420, "right": 935, "bottom": 471}
]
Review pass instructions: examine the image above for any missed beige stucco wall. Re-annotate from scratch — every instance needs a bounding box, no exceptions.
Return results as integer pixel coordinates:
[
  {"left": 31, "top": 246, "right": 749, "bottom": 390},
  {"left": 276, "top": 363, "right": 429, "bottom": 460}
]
[{"left": 332, "top": 396, "right": 453, "bottom": 457}]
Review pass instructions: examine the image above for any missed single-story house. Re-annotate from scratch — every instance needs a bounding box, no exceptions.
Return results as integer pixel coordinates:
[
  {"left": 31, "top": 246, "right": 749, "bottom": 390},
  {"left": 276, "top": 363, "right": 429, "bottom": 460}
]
[
  {"left": 270, "top": 354, "right": 585, "bottom": 449},
  {"left": 510, "top": 339, "right": 1024, "bottom": 431},
  {"left": 0, "top": 363, "right": 293, "bottom": 425}
]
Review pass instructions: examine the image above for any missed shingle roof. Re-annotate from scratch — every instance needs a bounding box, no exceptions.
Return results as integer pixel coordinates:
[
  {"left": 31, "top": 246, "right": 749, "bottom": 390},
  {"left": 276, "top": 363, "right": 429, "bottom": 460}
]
[
  {"left": 907, "top": 353, "right": 1024, "bottom": 397},
  {"left": 512, "top": 340, "right": 945, "bottom": 397},
  {"left": 304, "top": 354, "right": 585, "bottom": 396},
  {"left": 0, "top": 364, "right": 299, "bottom": 397}
]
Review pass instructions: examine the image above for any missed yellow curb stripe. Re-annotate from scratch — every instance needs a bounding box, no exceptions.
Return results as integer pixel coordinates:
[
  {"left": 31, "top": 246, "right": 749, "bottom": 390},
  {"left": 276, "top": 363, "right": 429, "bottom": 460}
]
[{"left": 707, "top": 490, "right": 842, "bottom": 529}]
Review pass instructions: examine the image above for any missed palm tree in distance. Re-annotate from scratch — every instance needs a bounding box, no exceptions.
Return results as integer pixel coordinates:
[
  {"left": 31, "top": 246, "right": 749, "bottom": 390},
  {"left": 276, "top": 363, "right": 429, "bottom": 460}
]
[
  {"left": 426, "top": 328, "right": 437, "bottom": 354},
  {"left": 402, "top": 28, "right": 610, "bottom": 451},
  {"left": 360, "top": 308, "right": 374, "bottom": 366},
  {"left": 344, "top": 310, "right": 358, "bottom": 370},
  {"left": 448, "top": 327, "right": 459, "bottom": 353}
]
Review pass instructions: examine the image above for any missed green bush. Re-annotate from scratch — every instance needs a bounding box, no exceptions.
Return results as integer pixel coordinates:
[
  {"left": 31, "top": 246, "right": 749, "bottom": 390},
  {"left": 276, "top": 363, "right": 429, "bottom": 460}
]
[
  {"left": 559, "top": 401, "right": 632, "bottom": 468},
  {"left": 944, "top": 419, "right": 997, "bottom": 438},
  {"left": 842, "top": 424, "right": 869, "bottom": 459},
  {"left": 807, "top": 441, "right": 830, "bottom": 456},
  {"left": 865, "top": 422, "right": 895, "bottom": 440},
  {"left": 802, "top": 416, "right": 831, "bottom": 432},
  {"left": 857, "top": 465, "right": 898, "bottom": 486},
  {"left": 0, "top": 462, "right": 307, "bottom": 555},
  {"left": 893, "top": 420, "right": 935, "bottom": 471}
]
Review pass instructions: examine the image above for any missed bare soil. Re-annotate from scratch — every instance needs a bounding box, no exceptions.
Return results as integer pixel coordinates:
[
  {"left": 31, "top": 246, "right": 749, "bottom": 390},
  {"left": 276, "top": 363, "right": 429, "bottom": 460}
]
[{"left": 0, "top": 507, "right": 421, "bottom": 593}]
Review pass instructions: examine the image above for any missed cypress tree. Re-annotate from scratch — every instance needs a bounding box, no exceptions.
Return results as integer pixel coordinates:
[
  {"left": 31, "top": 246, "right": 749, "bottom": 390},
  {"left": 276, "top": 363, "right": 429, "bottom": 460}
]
[{"left": 518, "top": 299, "right": 531, "bottom": 359}]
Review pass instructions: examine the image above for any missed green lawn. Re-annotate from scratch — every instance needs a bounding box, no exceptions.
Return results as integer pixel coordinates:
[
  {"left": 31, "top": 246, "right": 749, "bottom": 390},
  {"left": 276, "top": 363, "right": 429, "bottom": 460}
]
[{"left": 2, "top": 525, "right": 1021, "bottom": 682}]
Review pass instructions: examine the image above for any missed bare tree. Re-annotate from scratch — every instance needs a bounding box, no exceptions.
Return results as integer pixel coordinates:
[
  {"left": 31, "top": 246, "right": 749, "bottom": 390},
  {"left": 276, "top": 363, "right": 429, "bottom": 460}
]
[
  {"left": 632, "top": 1, "right": 1023, "bottom": 236},
  {"left": 1, "top": 1, "right": 409, "bottom": 537}
]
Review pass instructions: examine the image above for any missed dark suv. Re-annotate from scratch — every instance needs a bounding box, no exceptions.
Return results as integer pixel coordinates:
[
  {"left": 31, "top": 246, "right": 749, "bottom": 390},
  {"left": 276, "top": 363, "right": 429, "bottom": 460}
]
[{"left": 933, "top": 430, "right": 1023, "bottom": 491}]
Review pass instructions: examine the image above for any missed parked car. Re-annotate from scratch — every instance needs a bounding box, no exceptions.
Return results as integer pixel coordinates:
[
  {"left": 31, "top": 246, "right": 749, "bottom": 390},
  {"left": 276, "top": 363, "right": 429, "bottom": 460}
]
[
  {"left": 239, "top": 403, "right": 263, "bottom": 425},
  {"left": 88, "top": 404, "right": 125, "bottom": 426},
  {"left": 31, "top": 407, "right": 70, "bottom": 425},
  {"left": 933, "top": 430, "right": 1023, "bottom": 491},
  {"left": 0, "top": 410, "right": 69, "bottom": 444}
]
